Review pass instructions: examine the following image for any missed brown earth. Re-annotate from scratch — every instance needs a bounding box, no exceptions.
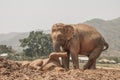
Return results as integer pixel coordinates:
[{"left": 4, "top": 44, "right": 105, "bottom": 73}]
[{"left": 0, "top": 58, "right": 120, "bottom": 80}]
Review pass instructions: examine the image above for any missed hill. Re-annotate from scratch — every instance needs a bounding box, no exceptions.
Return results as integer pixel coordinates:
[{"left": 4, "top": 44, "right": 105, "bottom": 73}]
[
  {"left": 0, "top": 32, "right": 29, "bottom": 52},
  {"left": 84, "top": 17, "right": 120, "bottom": 57}
]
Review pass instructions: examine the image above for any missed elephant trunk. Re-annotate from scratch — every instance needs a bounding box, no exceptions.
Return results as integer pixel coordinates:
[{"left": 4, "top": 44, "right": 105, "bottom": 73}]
[{"left": 53, "top": 43, "right": 63, "bottom": 52}]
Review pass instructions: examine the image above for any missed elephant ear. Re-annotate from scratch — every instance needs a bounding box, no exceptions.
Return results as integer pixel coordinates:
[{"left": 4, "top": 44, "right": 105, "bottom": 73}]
[{"left": 63, "top": 25, "right": 74, "bottom": 40}]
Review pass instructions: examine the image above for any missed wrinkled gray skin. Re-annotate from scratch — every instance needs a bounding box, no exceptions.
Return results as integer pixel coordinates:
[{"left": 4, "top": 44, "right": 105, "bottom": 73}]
[{"left": 51, "top": 23, "right": 109, "bottom": 70}]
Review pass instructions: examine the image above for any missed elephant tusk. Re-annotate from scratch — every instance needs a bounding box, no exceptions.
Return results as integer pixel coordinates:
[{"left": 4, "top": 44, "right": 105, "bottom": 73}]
[{"left": 60, "top": 46, "right": 63, "bottom": 51}]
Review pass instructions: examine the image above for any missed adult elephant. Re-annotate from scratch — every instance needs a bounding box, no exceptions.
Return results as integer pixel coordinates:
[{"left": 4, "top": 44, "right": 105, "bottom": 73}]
[{"left": 51, "top": 23, "right": 109, "bottom": 70}]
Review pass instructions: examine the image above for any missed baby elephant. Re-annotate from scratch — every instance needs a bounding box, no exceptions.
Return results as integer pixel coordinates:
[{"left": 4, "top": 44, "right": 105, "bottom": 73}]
[
  {"left": 20, "top": 52, "right": 67, "bottom": 71},
  {"left": 41, "top": 52, "right": 67, "bottom": 71}
]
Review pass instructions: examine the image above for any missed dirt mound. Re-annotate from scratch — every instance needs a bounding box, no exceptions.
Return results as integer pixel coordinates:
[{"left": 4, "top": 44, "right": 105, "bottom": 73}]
[
  {"left": 0, "top": 58, "right": 21, "bottom": 75},
  {"left": 0, "top": 58, "right": 120, "bottom": 80}
]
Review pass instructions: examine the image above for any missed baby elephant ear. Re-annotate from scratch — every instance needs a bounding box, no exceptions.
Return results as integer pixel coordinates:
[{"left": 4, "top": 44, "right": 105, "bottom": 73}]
[{"left": 63, "top": 25, "right": 74, "bottom": 40}]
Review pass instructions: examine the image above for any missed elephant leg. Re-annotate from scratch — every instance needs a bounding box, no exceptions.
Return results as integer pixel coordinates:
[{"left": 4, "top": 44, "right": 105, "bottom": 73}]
[
  {"left": 61, "top": 51, "right": 70, "bottom": 70},
  {"left": 84, "top": 45, "right": 103, "bottom": 70},
  {"left": 84, "top": 57, "right": 97, "bottom": 70},
  {"left": 90, "top": 60, "right": 96, "bottom": 69},
  {"left": 83, "top": 58, "right": 94, "bottom": 69},
  {"left": 62, "top": 57, "right": 69, "bottom": 70},
  {"left": 66, "top": 51, "right": 70, "bottom": 69},
  {"left": 71, "top": 53, "right": 79, "bottom": 69}
]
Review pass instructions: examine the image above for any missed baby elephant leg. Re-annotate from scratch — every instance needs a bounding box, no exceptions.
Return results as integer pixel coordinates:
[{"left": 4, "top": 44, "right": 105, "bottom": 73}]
[{"left": 29, "top": 59, "right": 43, "bottom": 70}]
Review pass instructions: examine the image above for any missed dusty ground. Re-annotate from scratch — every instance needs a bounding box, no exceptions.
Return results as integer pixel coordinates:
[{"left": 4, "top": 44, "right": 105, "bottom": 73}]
[{"left": 0, "top": 58, "right": 120, "bottom": 80}]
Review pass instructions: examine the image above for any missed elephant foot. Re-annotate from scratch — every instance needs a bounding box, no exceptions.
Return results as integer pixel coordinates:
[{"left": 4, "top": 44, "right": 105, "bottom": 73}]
[
  {"left": 89, "top": 65, "right": 96, "bottom": 69},
  {"left": 61, "top": 65, "right": 69, "bottom": 71},
  {"left": 83, "top": 65, "right": 89, "bottom": 70},
  {"left": 90, "top": 67, "right": 96, "bottom": 69},
  {"left": 83, "top": 64, "right": 96, "bottom": 70},
  {"left": 83, "top": 67, "right": 88, "bottom": 70},
  {"left": 72, "top": 64, "right": 79, "bottom": 69},
  {"left": 89, "top": 61, "right": 96, "bottom": 69}
]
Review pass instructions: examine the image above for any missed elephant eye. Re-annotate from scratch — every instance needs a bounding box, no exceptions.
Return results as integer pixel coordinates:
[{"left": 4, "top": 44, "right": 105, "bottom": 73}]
[
  {"left": 52, "top": 29, "right": 56, "bottom": 32},
  {"left": 58, "top": 28, "right": 64, "bottom": 33}
]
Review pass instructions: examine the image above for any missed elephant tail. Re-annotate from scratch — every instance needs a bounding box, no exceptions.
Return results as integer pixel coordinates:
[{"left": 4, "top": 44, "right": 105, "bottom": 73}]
[{"left": 103, "top": 39, "right": 109, "bottom": 51}]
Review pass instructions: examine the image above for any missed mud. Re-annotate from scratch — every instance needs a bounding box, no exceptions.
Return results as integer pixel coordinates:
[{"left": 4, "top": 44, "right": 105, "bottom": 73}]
[{"left": 0, "top": 58, "right": 120, "bottom": 80}]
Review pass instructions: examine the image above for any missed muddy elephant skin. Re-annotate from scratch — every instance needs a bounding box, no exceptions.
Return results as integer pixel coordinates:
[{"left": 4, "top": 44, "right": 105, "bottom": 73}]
[{"left": 51, "top": 23, "right": 109, "bottom": 70}]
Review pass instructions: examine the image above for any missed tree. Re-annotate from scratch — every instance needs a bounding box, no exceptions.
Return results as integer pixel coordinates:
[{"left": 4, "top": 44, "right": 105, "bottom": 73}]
[
  {"left": 0, "top": 45, "right": 13, "bottom": 54},
  {"left": 20, "top": 31, "right": 53, "bottom": 58}
]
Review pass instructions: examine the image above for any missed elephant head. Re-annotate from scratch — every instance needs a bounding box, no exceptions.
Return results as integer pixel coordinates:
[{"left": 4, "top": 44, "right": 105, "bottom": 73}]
[{"left": 51, "top": 23, "right": 74, "bottom": 52}]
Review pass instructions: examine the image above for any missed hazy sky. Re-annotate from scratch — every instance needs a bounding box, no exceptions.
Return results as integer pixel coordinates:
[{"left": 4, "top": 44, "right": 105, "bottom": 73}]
[{"left": 0, "top": 0, "right": 120, "bottom": 33}]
